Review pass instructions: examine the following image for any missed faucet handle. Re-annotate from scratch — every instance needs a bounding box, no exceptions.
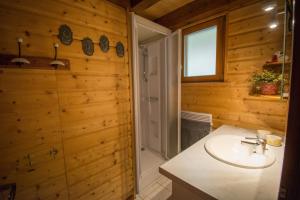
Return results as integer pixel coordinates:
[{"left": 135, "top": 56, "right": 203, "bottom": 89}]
[
  {"left": 245, "top": 136, "right": 267, "bottom": 147},
  {"left": 245, "top": 136, "right": 258, "bottom": 140},
  {"left": 242, "top": 136, "right": 268, "bottom": 154},
  {"left": 246, "top": 136, "right": 266, "bottom": 145}
]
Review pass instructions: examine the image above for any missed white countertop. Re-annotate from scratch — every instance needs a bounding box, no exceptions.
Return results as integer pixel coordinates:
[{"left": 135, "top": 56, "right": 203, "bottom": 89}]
[{"left": 159, "top": 125, "right": 284, "bottom": 200}]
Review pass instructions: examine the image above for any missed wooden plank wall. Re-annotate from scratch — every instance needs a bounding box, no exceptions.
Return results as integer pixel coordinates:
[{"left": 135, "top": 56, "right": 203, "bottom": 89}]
[
  {"left": 0, "top": 0, "right": 134, "bottom": 199},
  {"left": 182, "top": 0, "right": 289, "bottom": 135}
]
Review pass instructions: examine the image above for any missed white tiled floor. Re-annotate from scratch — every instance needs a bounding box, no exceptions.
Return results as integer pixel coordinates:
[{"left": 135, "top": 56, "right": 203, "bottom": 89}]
[
  {"left": 140, "top": 149, "right": 166, "bottom": 189},
  {"left": 137, "top": 149, "right": 172, "bottom": 200},
  {"left": 136, "top": 174, "right": 172, "bottom": 200},
  {"left": 141, "top": 149, "right": 165, "bottom": 173}
]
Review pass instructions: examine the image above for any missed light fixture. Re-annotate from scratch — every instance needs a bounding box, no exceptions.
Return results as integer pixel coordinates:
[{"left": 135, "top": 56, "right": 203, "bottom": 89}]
[
  {"left": 11, "top": 38, "right": 30, "bottom": 65},
  {"left": 269, "top": 21, "right": 278, "bottom": 29},
  {"left": 269, "top": 12, "right": 279, "bottom": 30},
  {"left": 264, "top": 5, "right": 275, "bottom": 12},
  {"left": 263, "top": 2, "right": 276, "bottom": 12}
]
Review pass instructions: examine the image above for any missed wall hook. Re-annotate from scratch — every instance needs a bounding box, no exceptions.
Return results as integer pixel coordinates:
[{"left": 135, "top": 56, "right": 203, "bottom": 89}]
[
  {"left": 11, "top": 38, "right": 30, "bottom": 65},
  {"left": 49, "top": 43, "right": 65, "bottom": 68},
  {"left": 24, "top": 153, "right": 35, "bottom": 172},
  {"left": 49, "top": 147, "right": 58, "bottom": 159}
]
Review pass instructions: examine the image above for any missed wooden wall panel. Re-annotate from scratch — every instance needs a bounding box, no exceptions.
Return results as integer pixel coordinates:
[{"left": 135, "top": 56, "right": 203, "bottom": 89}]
[
  {"left": 0, "top": 0, "right": 134, "bottom": 199},
  {"left": 182, "top": 1, "right": 288, "bottom": 135}
]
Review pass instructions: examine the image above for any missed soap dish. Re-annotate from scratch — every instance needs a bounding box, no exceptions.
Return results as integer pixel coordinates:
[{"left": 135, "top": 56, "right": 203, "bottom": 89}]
[
  {"left": 257, "top": 129, "right": 272, "bottom": 139},
  {"left": 266, "top": 135, "right": 282, "bottom": 147}
]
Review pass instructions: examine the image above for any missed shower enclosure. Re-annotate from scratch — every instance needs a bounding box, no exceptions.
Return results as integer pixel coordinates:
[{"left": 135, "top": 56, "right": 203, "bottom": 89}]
[
  {"left": 139, "top": 41, "right": 164, "bottom": 154},
  {"left": 131, "top": 14, "right": 181, "bottom": 192}
]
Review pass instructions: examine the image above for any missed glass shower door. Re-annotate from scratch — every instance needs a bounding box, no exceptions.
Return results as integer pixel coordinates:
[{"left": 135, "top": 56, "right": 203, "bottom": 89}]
[
  {"left": 166, "top": 30, "right": 182, "bottom": 158},
  {"left": 146, "top": 42, "right": 162, "bottom": 153}
]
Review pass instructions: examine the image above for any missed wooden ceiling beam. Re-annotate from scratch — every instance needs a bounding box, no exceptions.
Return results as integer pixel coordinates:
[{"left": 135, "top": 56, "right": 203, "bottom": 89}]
[
  {"left": 131, "top": 0, "right": 162, "bottom": 14},
  {"left": 106, "top": 0, "right": 130, "bottom": 8},
  {"left": 155, "top": 0, "right": 261, "bottom": 30}
]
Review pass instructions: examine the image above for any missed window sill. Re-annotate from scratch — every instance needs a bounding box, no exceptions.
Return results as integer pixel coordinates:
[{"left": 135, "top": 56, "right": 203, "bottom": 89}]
[{"left": 181, "top": 81, "right": 228, "bottom": 87}]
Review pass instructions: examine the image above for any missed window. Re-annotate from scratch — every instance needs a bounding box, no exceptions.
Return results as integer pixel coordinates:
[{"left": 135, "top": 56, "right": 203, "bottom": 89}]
[{"left": 182, "top": 17, "right": 225, "bottom": 82}]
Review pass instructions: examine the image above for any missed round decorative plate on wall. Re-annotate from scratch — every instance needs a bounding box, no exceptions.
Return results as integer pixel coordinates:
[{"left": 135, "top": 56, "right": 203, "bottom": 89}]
[
  {"left": 58, "top": 24, "right": 73, "bottom": 45},
  {"left": 116, "top": 42, "right": 124, "bottom": 57},
  {"left": 81, "top": 37, "right": 94, "bottom": 56},
  {"left": 99, "top": 35, "right": 109, "bottom": 53}
]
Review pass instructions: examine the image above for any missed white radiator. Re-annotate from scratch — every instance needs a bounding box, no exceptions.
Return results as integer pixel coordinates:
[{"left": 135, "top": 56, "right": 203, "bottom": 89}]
[
  {"left": 181, "top": 111, "right": 212, "bottom": 150},
  {"left": 181, "top": 111, "right": 212, "bottom": 125}
]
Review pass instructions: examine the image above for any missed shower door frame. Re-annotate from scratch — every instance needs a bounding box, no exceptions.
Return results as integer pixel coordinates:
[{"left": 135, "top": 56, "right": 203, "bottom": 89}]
[{"left": 131, "top": 13, "right": 179, "bottom": 193}]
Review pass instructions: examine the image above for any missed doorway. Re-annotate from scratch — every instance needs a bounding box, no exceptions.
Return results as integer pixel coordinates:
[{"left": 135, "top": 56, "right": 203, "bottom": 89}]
[{"left": 131, "top": 13, "right": 181, "bottom": 193}]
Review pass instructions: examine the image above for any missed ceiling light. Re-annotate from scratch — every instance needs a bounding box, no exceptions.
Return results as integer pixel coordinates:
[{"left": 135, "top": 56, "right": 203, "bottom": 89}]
[
  {"left": 263, "top": 3, "right": 276, "bottom": 12},
  {"left": 269, "top": 22, "right": 278, "bottom": 29},
  {"left": 264, "top": 5, "right": 275, "bottom": 12}
]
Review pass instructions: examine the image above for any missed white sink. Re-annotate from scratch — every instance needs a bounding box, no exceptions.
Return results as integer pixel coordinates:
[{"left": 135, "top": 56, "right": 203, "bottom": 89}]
[{"left": 204, "top": 134, "right": 276, "bottom": 169}]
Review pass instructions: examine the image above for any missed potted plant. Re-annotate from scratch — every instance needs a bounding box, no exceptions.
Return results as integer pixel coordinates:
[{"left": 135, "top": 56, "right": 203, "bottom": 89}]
[{"left": 251, "top": 70, "right": 283, "bottom": 95}]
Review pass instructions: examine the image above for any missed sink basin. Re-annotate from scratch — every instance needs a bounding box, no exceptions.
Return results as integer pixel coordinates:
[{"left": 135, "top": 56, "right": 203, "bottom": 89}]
[{"left": 204, "top": 134, "right": 276, "bottom": 169}]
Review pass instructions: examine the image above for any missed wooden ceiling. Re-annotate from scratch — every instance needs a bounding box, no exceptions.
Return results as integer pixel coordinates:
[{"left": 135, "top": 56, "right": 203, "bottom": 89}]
[
  {"left": 135, "top": 0, "right": 195, "bottom": 20},
  {"left": 108, "top": 0, "right": 195, "bottom": 20},
  {"left": 108, "top": 0, "right": 261, "bottom": 30}
]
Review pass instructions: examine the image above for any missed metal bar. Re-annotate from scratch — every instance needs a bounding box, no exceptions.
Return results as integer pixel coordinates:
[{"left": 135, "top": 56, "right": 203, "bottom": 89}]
[{"left": 280, "top": 0, "right": 288, "bottom": 99}]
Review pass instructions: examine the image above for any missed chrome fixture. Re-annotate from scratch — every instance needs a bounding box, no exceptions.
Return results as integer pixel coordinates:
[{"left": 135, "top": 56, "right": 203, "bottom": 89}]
[
  {"left": 11, "top": 38, "right": 30, "bottom": 65},
  {"left": 241, "top": 136, "right": 268, "bottom": 154},
  {"left": 141, "top": 46, "right": 148, "bottom": 82},
  {"left": 50, "top": 43, "right": 65, "bottom": 68}
]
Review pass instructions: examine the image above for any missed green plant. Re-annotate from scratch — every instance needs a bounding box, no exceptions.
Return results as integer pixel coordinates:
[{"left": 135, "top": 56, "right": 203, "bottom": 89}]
[{"left": 251, "top": 70, "right": 283, "bottom": 84}]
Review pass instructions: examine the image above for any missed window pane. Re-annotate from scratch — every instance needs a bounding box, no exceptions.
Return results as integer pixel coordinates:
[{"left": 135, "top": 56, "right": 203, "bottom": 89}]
[{"left": 184, "top": 25, "right": 217, "bottom": 77}]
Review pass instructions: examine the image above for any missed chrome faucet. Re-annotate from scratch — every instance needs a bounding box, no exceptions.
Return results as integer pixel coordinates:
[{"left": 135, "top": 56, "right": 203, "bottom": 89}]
[{"left": 241, "top": 136, "right": 267, "bottom": 154}]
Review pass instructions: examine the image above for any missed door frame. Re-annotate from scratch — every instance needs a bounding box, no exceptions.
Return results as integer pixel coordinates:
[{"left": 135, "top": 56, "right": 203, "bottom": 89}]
[
  {"left": 130, "top": 13, "right": 171, "bottom": 193},
  {"left": 279, "top": 0, "right": 300, "bottom": 199}
]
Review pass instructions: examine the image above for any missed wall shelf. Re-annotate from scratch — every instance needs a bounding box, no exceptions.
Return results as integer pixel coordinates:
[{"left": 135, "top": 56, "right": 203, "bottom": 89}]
[
  {"left": 263, "top": 62, "right": 291, "bottom": 74},
  {"left": 263, "top": 62, "right": 291, "bottom": 67},
  {"left": 244, "top": 95, "right": 288, "bottom": 102}
]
